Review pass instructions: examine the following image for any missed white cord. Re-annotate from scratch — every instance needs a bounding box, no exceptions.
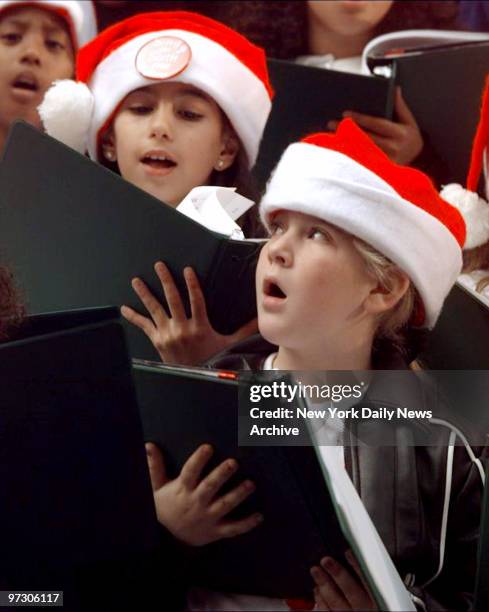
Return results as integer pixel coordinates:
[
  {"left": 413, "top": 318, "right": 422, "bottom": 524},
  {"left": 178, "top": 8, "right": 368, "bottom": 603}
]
[
  {"left": 410, "top": 593, "right": 427, "bottom": 611},
  {"left": 429, "top": 417, "right": 486, "bottom": 485},
  {"left": 422, "top": 432, "right": 456, "bottom": 588}
]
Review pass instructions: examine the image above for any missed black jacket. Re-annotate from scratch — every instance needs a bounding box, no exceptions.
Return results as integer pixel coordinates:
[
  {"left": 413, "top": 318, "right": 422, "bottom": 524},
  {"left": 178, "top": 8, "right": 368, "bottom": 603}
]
[{"left": 207, "top": 335, "right": 484, "bottom": 611}]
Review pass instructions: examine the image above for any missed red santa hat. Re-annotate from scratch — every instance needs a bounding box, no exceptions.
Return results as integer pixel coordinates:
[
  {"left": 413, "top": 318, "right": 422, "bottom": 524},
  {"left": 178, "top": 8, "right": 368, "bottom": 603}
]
[
  {"left": 0, "top": 1, "right": 97, "bottom": 49},
  {"left": 38, "top": 11, "right": 273, "bottom": 167},
  {"left": 260, "top": 119, "right": 465, "bottom": 328},
  {"left": 440, "top": 75, "right": 489, "bottom": 250}
]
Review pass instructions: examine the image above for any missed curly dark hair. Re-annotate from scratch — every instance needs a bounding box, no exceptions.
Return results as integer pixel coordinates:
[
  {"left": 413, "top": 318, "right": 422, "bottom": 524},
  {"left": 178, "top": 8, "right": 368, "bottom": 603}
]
[
  {"left": 212, "top": 1, "right": 462, "bottom": 59},
  {"left": 0, "top": 266, "right": 25, "bottom": 341}
]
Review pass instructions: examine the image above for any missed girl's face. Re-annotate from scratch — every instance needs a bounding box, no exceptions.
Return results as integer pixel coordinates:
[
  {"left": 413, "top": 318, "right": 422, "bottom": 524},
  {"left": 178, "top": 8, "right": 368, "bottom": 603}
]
[
  {"left": 0, "top": 6, "right": 74, "bottom": 132},
  {"left": 103, "top": 81, "right": 239, "bottom": 207},
  {"left": 256, "top": 210, "right": 378, "bottom": 350},
  {"left": 307, "top": 0, "right": 394, "bottom": 37}
]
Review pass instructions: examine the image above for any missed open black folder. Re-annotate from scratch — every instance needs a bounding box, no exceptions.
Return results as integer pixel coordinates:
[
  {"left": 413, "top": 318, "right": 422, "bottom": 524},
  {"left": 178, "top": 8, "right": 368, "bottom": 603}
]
[
  {"left": 133, "top": 360, "right": 415, "bottom": 609},
  {"left": 366, "top": 40, "right": 489, "bottom": 185},
  {"left": 419, "top": 282, "right": 489, "bottom": 370},
  {"left": 254, "top": 58, "right": 395, "bottom": 189},
  {"left": 0, "top": 122, "right": 260, "bottom": 360},
  {"left": 0, "top": 307, "right": 163, "bottom": 610}
]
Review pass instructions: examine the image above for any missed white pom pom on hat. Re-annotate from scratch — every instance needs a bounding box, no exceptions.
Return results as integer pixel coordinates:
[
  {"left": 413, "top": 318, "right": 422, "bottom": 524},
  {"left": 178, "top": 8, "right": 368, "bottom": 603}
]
[
  {"left": 440, "top": 183, "right": 489, "bottom": 249},
  {"left": 39, "top": 80, "right": 94, "bottom": 154}
]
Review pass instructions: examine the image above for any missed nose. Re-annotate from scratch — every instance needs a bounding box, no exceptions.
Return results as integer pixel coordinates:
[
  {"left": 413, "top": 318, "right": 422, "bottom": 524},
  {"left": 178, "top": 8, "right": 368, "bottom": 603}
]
[
  {"left": 149, "top": 104, "right": 173, "bottom": 141},
  {"left": 267, "top": 230, "right": 293, "bottom": 267},
  {"left": 20, "top": 36, "right": 44, "bottom": 67}
]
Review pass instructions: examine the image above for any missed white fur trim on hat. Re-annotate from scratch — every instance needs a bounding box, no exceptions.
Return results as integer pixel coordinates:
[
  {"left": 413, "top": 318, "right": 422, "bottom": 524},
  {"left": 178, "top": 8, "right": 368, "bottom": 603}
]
[
  {"left": 440, "top": 183, "right": 489, "bottom": 250},
  {"left": 0, "top": 1, "right": 97, "bottom": 48},
  {"left": 38, "top": 80, "right": 94, "bottom": 154},
  {"left": 87, "top": 29, "right": 270, "bottom": 166},
  {"left": 260, "top": 143, "right": 463, "bottom": 329}
]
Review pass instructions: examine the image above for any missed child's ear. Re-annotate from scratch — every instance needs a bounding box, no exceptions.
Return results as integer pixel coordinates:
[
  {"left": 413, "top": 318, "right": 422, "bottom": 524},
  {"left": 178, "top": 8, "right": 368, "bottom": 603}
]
[
  {"left": 101, "top": 127, "right": 117, "bottom": 163},
  {"left": 364, "top": 269, "right": 411, "bottom": 316},
  {"left": 214, "top": 128, "right": 239, "bottom": 172}
]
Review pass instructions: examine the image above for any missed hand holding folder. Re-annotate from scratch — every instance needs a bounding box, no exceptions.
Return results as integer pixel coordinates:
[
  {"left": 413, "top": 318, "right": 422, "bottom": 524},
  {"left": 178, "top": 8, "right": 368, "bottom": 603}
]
[
  {"left": 122, "top": 261, "right": 258, "bottom": 365},
  {"left": 134, "top": 361, "right": 416, "bottom": 609},
  {"left": 0, "top": 122, "right": 261, "bottom": 361},
  {"left": 146, "top": 442, "right": 262, "bottom": 546}
]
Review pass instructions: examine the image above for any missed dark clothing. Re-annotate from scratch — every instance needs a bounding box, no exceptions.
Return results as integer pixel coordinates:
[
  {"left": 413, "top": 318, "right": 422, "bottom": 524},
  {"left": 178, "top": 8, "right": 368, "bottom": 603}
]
[{"left": 207, "top": 334, "right": 483, "bottom": 611}]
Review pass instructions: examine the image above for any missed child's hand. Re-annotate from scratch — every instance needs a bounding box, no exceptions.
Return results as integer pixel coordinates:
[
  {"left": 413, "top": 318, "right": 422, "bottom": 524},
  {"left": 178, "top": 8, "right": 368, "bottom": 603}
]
[
  {"left": 328, "top": 88, "right": 423, "bottom": 166},
  {"left": 311, "top": 551, "right": 376, "bottom": 611},
  {"left": 121, "top": 261, "right": 258, "bottom": 365},
  {"left": 146, "top": 442, "right": 263, "bottom": 546}
]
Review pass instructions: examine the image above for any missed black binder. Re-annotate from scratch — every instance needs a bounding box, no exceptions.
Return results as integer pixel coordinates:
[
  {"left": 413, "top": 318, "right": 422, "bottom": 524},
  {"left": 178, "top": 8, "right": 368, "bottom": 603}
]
[
  {"left": 254, "top": 58, "right": 395, "bottom": 188},
  {"left": 0, "top": 307, "right": 161, "bottom": 608},
  {"left": 367, "top": 40, "right": 489, "bottom": 185},
  {"left": 419, "top": 282, "right": 489, "bottom": 370},
  {"left": 0, "top": 122, "right": 261, "bottom": 360},
  {"left": 133, "top": 361, "right": 347, "bottom": 599}
]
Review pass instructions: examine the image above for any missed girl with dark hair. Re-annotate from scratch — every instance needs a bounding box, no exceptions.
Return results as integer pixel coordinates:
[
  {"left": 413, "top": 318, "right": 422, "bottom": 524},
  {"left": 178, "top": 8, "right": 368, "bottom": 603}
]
[{"left": 38, "top": 11, "right": 273, "bottom": 365}]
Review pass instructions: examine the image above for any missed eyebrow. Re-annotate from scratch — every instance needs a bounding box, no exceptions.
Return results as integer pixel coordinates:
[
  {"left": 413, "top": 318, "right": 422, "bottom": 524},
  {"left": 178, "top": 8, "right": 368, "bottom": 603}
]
[
  {"left": 177, "top": 88, "right": 212, "bottom": 102},
  {"left": 2, "top": 17, "right": 66, "bottom": 35},
  {"left": 129, "top": 86, "right": 213, "bottom": 104}
]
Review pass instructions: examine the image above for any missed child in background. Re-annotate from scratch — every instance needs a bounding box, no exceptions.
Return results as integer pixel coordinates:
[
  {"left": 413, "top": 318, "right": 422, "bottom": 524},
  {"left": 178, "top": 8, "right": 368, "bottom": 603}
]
[
  {"left": 219, "top": 0, "right": 461, "bottom": 176},
  {"left": 441, "top": 77, "right": 489, "bottom": 302},
  {"left": 147, "top": 119, "right": 482, "bottom": 611},
  {"left": 39, "top": 11, "right": 273, "bottom": 366},
  {"left": 0, "top": 0, "right": 96, "bottom": 151}
]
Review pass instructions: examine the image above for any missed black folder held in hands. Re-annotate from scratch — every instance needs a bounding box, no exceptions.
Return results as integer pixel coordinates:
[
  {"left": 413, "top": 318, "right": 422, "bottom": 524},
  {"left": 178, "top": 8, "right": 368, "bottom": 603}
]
[
  {"left": 254, "top": 58, "right": 395, "bottom": 189},
  {"left": 366, "top": 40, "right": 489, "bottom": 185},
  {"left": 0, "top": 307, "right": 161, "bottom": 609},
  {"left": 0, "top": 122, "right": 260, "bottom": 360},
  {"left": 133, "top": 361, "right": 416, "bottom": 610},
  {"left": 133, "top": 360, "right": 346, "bottom": 599}
]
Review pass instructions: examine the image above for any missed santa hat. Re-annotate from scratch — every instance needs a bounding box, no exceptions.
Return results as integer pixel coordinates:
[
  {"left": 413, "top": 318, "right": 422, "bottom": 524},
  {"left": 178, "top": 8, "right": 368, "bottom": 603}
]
[
  {"left": 0, "top": 1, "right": 97, "bottom": 49},
  {"left": 260, "top": 119, "right": 465, "bottom": 328},
  {"left": 440, "top": 75, "right": 489, "bottom": 249},
  {"left": 38, "top": 11, "right": 273, "bottom": 167}
]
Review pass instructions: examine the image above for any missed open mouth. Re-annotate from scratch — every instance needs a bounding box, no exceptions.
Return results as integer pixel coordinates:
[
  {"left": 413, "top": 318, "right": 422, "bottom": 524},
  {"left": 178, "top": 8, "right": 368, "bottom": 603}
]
[
  {"left": 141, "top": 154, "right": 177, "bottom": 170},
  {"left": 12, "top": 74, "right": 39, "bottom": 92},
  {"left": 264, "top": 279, "right": 287, "bottom": 299}
]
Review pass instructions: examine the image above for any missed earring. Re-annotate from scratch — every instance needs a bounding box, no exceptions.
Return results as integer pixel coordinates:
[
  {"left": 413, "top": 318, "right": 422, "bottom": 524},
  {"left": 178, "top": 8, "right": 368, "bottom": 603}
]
[
  {"left": 104, "top": 150, "right": 115, "bottom": 162},
  {"left": 216, "top": 159, "right": 225, "bottom": 170}
]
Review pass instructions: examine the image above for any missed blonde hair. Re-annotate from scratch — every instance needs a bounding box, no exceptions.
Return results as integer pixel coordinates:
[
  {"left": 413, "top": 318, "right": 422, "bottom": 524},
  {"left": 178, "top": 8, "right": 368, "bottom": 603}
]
[{"left": 352, "top": 237, "right": 419, "bottom": 348}]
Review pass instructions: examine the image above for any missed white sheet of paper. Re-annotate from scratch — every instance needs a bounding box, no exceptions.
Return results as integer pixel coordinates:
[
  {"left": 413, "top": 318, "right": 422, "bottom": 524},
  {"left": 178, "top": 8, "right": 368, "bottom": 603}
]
[{"left": 177, "top": 186, "right": 255, "bottom": 239}]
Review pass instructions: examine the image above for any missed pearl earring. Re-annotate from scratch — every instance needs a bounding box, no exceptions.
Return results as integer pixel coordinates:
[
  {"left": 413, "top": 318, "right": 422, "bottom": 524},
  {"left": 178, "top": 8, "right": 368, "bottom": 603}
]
[
  {"left": 217, "top": 159, "right": 224, "bottom": 170},
  {"left": 105, "top": 150, "right": 115, "bottom": 161}
]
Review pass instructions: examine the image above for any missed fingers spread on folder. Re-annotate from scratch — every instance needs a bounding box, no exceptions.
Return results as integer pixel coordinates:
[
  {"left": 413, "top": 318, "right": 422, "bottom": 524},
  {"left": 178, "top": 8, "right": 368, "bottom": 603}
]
[
  {"left": 184, "top": 266, "right": 208, "bottom": 323},
  {"left": 145, "top": 442, "right": 168, "bottom": 490},
  {"left": 155, "top": 261, "right": 186, "bottom": 320},
  {"left": 180, "top": 444, "right": 214, "bottom": 489},
  {"left": 311, "top": 564, "right": 350, "bottom": 610},
  {"left": 217, "top": 512, "right": 263, "bottom": 539},
  {"left": 209, "top": 478, "right": 255, "bottom": 518},
  {"left": 149, "top": 443, "right": 261, "bottom": 546},
  {"left": 196, "top": 457, "right": 238, "bottom": 504},
  {"left": 340, "top": 88, "right": 423, "bottom": 165},
  {"left": 311, "top": 556, "right": 376, "bottom": 611},
  {"left": 124, "top": 263, "right": 257, "bottom": 365}
]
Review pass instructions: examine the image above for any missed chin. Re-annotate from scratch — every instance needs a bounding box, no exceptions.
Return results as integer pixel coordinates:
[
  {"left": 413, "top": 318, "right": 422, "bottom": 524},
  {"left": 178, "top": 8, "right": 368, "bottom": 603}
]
[{"left": 258, "top": 318, "right": 288, "bottom": 348}]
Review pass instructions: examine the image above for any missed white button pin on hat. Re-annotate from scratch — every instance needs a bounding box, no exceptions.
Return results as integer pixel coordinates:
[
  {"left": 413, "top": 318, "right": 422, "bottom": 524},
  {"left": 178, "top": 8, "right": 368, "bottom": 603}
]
[{"left": 135, "top": 36, "right": 192, "bottom": 80}]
